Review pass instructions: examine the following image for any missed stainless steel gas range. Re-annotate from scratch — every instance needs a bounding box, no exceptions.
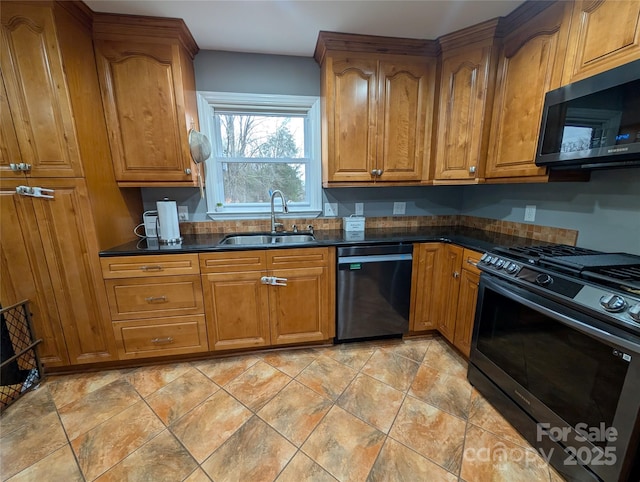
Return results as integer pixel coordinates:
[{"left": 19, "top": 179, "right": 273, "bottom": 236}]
[{"left": 468, "top": 244, "right": 640, "bottom": 482}]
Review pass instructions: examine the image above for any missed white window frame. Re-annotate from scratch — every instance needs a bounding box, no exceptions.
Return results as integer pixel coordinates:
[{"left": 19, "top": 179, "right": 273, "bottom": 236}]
[{"left": 197, "top": 91, "right": 322, "bottom": 220}]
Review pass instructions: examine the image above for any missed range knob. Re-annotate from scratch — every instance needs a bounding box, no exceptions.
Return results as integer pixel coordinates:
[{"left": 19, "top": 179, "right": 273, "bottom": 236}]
[
  {"left": 599, "top": 294, "right": 627, "bottom": 313},
  {"left": 483, "top": 255, "right": 493, "bottom": 264},
  {"left": 535, "top": 273, "right": 553, "bottom": 286},
  {"left": 495, "top": 259, "right": 505, "bottom": 268},
  {"left": 506, "top": 262, "right": 520, "bottom": 274},
  {"left": 629, "top": 304, "right": 640, "bottom": 323}
]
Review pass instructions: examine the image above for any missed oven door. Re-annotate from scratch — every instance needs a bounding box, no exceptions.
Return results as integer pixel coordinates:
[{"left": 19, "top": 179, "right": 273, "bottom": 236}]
[{"left": 470, "top": 273, "right": 640, "bottom": 482}]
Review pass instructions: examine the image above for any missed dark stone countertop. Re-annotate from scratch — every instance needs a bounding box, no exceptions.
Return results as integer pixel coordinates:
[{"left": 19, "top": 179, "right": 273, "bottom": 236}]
[{"left": 99, "top": 226, "right": 539, "bottom": 257}]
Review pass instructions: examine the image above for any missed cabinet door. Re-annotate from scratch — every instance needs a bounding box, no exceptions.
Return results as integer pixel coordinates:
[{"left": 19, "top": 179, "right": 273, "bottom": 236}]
[
  {"left": 563, "top": 0, "right": 640, "bottom": 84},
  {"left": 453, "top": 269, "right": 480, "bottom": 358},
  {"left": 437, "top": 244, "right": 463, "bottom": 343},
  {"left": 410, "top": 243, "right": 441, "bottom": 331},
  {"left": 324, "top": 55, "right": 378, "bottom": 182},
  {"left": 0, "top": 181, "right": 69, "bottom": 367},
  {"left": 30, "top": 179, "right": 118, "bottom": 364},
  {"left": 0, "top": 3, "right": 83, "bottom": 178},
  {"left": 202, "top": 271, "right": 270, "bottom": 351},
  {"left": 486, "top": 2, "right": 571, "bottom": 179},
  {"left": 0, "top": 72, "right": 23, "bottom": 179},
  {"left": 268, "top": 266, "right": 331, "bottom": 345},
  {"left": 94, "top": 40, "right": 194, "bottom": 184},
  {"left": 1, "top": 179, "right": 117, "bottom": 365},
  {"left": 377, "top": 59, "right": 433, "bottom": 181},
  {"left": 435, "top": 46, "right": 493, "bottom": 181}
]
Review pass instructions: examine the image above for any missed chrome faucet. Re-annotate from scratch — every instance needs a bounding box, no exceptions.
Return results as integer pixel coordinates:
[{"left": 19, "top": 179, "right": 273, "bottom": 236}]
[{"left": 270, "top": 190, "right": 288, "bottom": 234}]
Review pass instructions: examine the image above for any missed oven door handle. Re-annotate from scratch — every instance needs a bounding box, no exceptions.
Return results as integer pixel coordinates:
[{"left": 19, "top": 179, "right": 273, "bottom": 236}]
[{"left": 482, "top": 275, "right": 640, "bottom": 353}]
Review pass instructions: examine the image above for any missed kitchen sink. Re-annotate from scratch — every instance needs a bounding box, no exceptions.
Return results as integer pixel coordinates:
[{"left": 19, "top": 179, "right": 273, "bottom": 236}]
[{"left": 219, "top": 233, "right": 315, "bottom": 246}]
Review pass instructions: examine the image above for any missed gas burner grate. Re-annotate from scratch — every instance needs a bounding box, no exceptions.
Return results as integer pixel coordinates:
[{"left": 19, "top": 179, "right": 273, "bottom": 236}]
[{"left": 498, "top": 244, "right": 600, "bottom": 260}]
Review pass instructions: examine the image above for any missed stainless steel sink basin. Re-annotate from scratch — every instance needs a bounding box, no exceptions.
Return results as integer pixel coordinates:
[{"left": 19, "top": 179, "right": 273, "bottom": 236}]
[
  {"left": 274, "top": 234, "right": 315, "bottom": 244},
  {"left": 219, "top": 235, "right": 273, "bottom": 245},
  {"left": 219, "top": 233, "right": 315, "bottom": 246}
]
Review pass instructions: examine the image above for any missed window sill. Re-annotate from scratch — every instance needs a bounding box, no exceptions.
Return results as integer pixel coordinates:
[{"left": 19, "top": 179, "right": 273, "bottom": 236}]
[{"left": 206, "top": 210, "right": 322, "bottom": 221}]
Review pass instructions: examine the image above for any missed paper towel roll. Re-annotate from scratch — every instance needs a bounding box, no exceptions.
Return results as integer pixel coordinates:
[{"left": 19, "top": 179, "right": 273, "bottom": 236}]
[{"left": 156, "top": 198, "right": 182, "bottom": 244}]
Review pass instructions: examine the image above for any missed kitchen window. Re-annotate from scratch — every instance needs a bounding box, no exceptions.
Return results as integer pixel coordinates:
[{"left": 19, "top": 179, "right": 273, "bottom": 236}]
[{"left": 197, "top": 92, "right": 321, "bottom": 219}]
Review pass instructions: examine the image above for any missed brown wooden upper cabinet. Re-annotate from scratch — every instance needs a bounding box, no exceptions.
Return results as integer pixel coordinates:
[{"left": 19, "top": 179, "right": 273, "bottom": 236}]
[
  {"left": 1, "top": 2, "right": 84, "bottom": 179},
  {"left": 562, "top": 0, "right": 640, "bottom": 84},
  {"left": 93, "top": 14, "right": 200, "bottom": 186},
  {"left": 314, "top": 32, "right": 437, "bottom": 185},
  {"left": 433, "top": 20, "right": 500, "bottom": 183},
  {"left": 485, "top": 1, "right": 573, "bottom": 181}
]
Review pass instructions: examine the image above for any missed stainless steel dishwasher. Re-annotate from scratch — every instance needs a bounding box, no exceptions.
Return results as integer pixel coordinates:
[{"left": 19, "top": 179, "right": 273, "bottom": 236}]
[{"left": 336, "top": 244, "right": 413, "bottom": 342}]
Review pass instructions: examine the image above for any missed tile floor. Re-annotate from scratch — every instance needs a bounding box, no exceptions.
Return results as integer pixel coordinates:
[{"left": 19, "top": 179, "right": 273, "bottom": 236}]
[{"left": 0, "top": 336, "right": 565, "bottom": 481}]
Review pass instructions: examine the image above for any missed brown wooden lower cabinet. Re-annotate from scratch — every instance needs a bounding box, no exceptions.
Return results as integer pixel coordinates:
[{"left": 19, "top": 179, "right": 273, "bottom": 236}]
[
  {"left": 410, "top": 243, "right": 441, "bottom": 331},
  {"left": 437, "top": 244, "right": 464, "bottom": 342},
  {"left": 200, "top": 247, "right": 335, "bottom": 351},
  {"left": 101, "top": 253, "right": 208, "bottom": 359},
  {"left": 411, "top": 242, "right": 482, "bottom": 357},
  {"left": 201, "top": 269, "right": 271, "bottom": 351},
  {"left": 453, "top": 249, "right": 482, "bottom": 357},
  {"left": 1, "top": 179, "right": 118, "bottom": 366}
]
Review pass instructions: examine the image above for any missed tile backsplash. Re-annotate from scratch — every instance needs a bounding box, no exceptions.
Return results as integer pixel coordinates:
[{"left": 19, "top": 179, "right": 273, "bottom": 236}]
[{"left": 179, "top": 215, "right": 578, "bottom": 246}]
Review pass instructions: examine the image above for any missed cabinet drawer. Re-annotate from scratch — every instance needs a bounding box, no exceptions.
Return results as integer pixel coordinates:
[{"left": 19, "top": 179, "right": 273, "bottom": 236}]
[
  {"left": 462, "top": 248, "right": 482, "bottom": 276},
  {"left": 267, "top": 247, "right": 333, "bottom": 268},
  {"left": 113, "top": 315, "right": 208, "bottom": 359},
  {"left": 101, "top": 254, "right": 200, "bottom": 279},
  {"left": 200, "top": 251, "right": 266, "bottom": 273},
  {"left": 104, "top": 275, "right": 203, "bottom": 320}
]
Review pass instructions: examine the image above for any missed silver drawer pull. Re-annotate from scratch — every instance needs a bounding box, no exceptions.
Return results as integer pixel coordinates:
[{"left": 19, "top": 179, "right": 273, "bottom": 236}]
[
  {"left": 140, "top": 265, "right": 163, "bottom": 271},
  {"left": 145, "top": 296, "right": 167, "bottom": 303},
  {"left": 466, "top": 259, "right": 478, "bottom": 267},
  {"left": 151, "top": 337, "right": 174, "bottom": 345}
]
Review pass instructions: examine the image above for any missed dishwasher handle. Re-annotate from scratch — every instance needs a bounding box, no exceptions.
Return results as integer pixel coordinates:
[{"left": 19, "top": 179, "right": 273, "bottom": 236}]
[{"left": 338, "top": 254, "right": 412, "bottom": 265}]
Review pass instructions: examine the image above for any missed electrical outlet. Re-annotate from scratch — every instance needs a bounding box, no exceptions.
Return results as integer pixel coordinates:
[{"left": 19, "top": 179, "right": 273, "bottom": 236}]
[
  {"left": 355, "top": 203, "right": 364, "bottom": 216},
  {"left": 393, "top": 202, "right": 406, "bottom": 215},
  {"left": 524, "top": 205, "right": 536, "bottom": 222},
  {"left": 324, "top": 202, "right": 338, "bottom": 217},
  {"left": 178, "top": 205, "right": 189, "bottom": 221}
]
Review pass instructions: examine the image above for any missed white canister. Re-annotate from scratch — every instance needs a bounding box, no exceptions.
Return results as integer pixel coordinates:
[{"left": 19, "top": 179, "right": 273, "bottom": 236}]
[{"left": 156, "top": 198, "right": 182, "bottom": 244}]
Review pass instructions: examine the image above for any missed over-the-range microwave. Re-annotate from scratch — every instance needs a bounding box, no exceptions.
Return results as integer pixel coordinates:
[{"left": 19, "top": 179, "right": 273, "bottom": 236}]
[{"left": 536, "top": 59, "right": 640, "bottom": 170}]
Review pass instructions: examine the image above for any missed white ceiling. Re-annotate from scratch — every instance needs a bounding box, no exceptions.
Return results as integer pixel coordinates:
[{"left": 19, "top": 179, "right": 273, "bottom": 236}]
[{"left": 84, "top": 0, "right": 524, "bottom": 57}]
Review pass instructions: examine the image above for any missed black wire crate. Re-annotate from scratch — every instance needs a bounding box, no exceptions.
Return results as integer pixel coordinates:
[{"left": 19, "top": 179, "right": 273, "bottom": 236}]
[{"left": 0, "top": 300, "right": 44, "bottom": 412}]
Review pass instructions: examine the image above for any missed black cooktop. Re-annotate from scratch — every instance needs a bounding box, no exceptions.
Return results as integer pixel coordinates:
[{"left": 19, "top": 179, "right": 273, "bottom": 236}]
[{"left": 493, "top": 244, "right": 640, "bottom": 292}]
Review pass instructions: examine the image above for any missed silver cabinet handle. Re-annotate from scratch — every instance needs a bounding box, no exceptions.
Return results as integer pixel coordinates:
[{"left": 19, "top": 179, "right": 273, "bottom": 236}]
[
  {"left": 469, "top": 166, "right": 477, "bottom": 174},
  {"left": 140, "top": 265, "right": 163, "bottom": 272},
  {"left": 453, "top": 271, "right": 460, "bottom": 278},
  {"left": 185, "top": 168, "right": 192, "bottom": 175},
  {"left": 151, "top": 337, "right": 174, "bottom": 345},
  {"left": 376, "top": 169, "right": 383, "bottom": 176},
  {"left": 145, "top": 296, "right": 167, "bottom": 303},
  {"left": 466, "top": 259, "right": 478, "bottom": 267},
  {"left": 10, "top": 163, "right": 31, "bottom": 172},
  {"left": 371, "top": 169, "right": 377, "bottom": 176},
  {"left": 16, "top": 186, "right": 54, "bottom": 199},
  {"left": 260, "top": 276, "right": 288, "bottom": 286}
]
